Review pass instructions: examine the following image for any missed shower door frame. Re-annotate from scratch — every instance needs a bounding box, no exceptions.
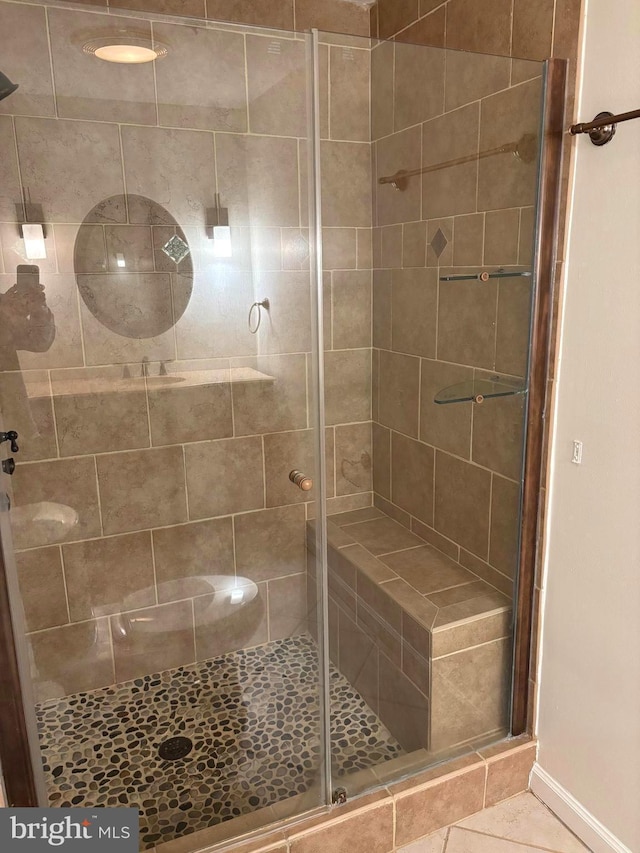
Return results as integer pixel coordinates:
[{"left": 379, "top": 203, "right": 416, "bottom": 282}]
[
  {"left": 511, "top": 57, "right": 568, "bottom": 735},
  {"left": 0, "top": 50, "right": 568, "bottom": 811},
  {"left": 0, "top": 542, "right": 38, "bottom": 806}
]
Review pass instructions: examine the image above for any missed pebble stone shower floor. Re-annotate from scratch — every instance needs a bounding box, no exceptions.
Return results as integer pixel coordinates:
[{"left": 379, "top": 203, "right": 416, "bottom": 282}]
[{"left": 36, "top": 635, "right": 403, "bottom": 848}]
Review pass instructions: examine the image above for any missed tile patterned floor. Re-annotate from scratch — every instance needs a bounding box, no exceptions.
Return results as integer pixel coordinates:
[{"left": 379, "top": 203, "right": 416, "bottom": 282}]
[
  {"left": 398, "top": 792, "right": 592, "bottom": 852},
  {"left": 36, "top": 635, "right": 403, "bottom": 849}
]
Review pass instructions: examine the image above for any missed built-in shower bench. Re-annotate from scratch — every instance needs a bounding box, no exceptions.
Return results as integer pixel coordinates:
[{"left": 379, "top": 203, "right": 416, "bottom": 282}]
[{"left": 306, "top": 507, "right": 512, "bottom": 755}]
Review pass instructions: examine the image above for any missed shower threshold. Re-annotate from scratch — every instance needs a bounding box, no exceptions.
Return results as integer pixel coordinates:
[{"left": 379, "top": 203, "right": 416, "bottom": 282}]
[{"left": 35, "top": 634, "right": 403, "bottom": 848}]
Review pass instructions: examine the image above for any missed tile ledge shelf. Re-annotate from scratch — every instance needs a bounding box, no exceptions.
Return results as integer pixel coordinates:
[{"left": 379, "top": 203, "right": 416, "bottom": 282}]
[{"left": 24, "top": 367, "right": 275, "bottom": 399}]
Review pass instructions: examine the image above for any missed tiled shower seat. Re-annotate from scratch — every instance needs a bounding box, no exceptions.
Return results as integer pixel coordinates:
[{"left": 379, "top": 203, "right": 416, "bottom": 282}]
[{"left": 307, "top": 507, "right": 513, "bottom": 755}]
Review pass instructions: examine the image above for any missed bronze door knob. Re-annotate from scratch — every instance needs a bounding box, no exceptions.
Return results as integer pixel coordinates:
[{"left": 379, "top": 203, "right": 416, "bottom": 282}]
[{"left": 289, "top": 470, "right": 313, "bottom": 491}]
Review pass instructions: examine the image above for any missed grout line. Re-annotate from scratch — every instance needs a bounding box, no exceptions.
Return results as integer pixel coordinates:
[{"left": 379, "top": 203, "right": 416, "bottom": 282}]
[
  {"left": 92, "top": 454, "right": 104, "bottom": 536},
  {"left": 0, "top": 108, "right": 373, "bottom": 146},
  {"left": 491, "top": 281, "right": 499, "bottom": 371},
  {"left": 373, "top": 348, "right": 520, "bottom": 381},
  {"left": 305, "top": 353, "right": 310, "bottom": 430},
  {"left": 454, "top": 824, "right": 571, "bottom": 853},
  {"left": 550, "top": 0, "right": 558, "bottom": 58},
  {"left": 261, "top": 434, "right": 267, "bottom": 507},
  {"left": 191, "top": 597, "right": 197, "bottom": 661},
  {"left": 331, "top": 425, "right": 337, "bottom": 496},
  {"left": 228, "top": 378, "right": 237, "bottom": 438},
  {"left": 106, "top": 609, "right": 116, "bottom": 686},
  {"left": 297, "top": 138, "right": 304, "bottom": 229},
  {"left": 474, "top": 101, "right": 481, "bottom": 215},
  {"left": 371, "top": 424, "right": 521, "bottom": 482},
  {"left": 327, "top": 43, "right": 332, "bottom": 141},
  {"left": 57, "top": 544, "right": 71, "bottom": 625},
  {"left": 469, "top": 377, "right": 475, "bottom": 460},
  {"left": 432, "top": 446, "right": 437, "bottom": 526},
  {"left": 487, "top": 472, "right": 494, "bottom": 563},
  {"left": 212, "top": 128, "right": 220, "bottom": 210},
  {"left": 143, "top": 372, "right": 153, "bottom": 447},
  {"left": 181, "top": 443, "right": 190, "bottom": 521},
  {"left": 116, "top": 124, "right": 130, "bottom": 225},
  {"left": 508, "top": 0, "right": 515, "bottom": 56},
  {"left": 47, "top": 370, "right": 62, "bottom": 458},
  {"left": 443, "top": 823, "right": 453, "bottom": 852},
  {"left": 264, "top": 579, "right": 271, "bottom": 641},
  {"left": 230, "top": 513, "right": 238, "bottom": 578},
  {"left": 9, "top": 115, "right": 27, "bottom": 235},
  {"left": 417, "top": 356, "right": 423, "bottom": 439},
  {"left": 373, "top": 74, "right": 539, "bottom": 147},
  {"left": 432, "top": 631, "right": 512, "bottom": 662},
  {"left": 13, "top": 419, "right": 385, "bottom": 462},
  {"left": 242, "top": 32, "right": 250, "bottom": 135},
  {"left": 329, "top": 272, "right": 334, "bottom": 350},
  {"left": 43, "top": 7, "right": 59, "bottom": 121},
  {"left": 482, "top": 754, "right": 488, "bottom": 806},
  {"left": 149, "top": 529, "right": 159, "bottom": 606},
  {"left": 516, "top": 205, "right": 524, "bottom": 265},
  {"left": 150, "top": 21, "right": 160, "bottom": 127},
  {"left": 25, "top": 571, "right": 307, "bottom": 638},
  {"left": 391, "top": 36, "right": 396, "bottom": 134},
  {"left": 0, "top": 0, "right": 368, "bottom": 45},
  {"left": 391, "top": 793, "right": 397, "bottom": 850},
  {"left": 389, "top": 2, "right": 448, "bottom": 44}
]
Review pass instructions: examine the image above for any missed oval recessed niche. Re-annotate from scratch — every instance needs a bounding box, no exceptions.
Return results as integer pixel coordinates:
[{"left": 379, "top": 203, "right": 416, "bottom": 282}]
[{"left": 74, "top": 194, "right": 193, "bottom": 339}]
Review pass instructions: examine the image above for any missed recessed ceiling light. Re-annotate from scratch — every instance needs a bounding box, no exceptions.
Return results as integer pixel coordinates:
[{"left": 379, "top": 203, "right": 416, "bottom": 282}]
[{"left": 83, "top": 36, "right": 168, "bottom": 64}]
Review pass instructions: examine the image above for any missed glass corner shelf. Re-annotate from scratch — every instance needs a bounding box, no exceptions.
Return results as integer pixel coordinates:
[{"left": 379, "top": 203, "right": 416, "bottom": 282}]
[
  {"left": 439, "top": 269, "right": 532, "bottom": 282},
  {"left": 434, "top": 377, "right": 527, "bottom": 405}
]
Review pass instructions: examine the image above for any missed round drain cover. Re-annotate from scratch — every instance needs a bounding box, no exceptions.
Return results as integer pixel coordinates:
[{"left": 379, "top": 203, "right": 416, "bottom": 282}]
[{"left": 158, "top": 736, "right": 193, "bottom": 761}]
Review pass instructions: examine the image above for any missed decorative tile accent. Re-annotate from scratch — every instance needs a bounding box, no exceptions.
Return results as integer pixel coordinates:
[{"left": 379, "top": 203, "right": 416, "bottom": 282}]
[
  {"left": 162, "top": 234, "right": 190, "bottom": 264},
  {"left": 36, "top": 635, "right": 402, "bottom": 848},
  {"left": 430, "top": 227, "right": 449, "bottom": 259}
]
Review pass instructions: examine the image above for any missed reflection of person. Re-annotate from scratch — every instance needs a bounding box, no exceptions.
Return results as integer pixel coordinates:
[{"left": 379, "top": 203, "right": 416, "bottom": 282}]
[
  {"left": 0, "top": 264, "right": 55, "bottom": 446},
  {"left": 0, "top": 265, "right": 55, "bottom": 369}
]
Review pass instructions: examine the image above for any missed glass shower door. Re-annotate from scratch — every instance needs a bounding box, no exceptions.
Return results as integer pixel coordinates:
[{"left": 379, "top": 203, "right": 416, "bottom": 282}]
[
  {"left": 0, "top": 1, "right": 329, "bottom": 846},
  {"left": 316, "top": 28, "right": 548, "bottom": 794}
]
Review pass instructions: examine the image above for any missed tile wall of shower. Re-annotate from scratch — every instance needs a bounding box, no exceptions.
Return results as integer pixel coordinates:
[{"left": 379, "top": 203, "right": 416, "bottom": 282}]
[
  {"left": 370, "top": 42, "right": 540, "bottom": 603},
  {"left": 367, "top": 40, "right": 542, "bottom": 741},
  {"left": 371, "top": 0, "right": 584, "bottom": 735},
  {"left": 0, "top": 0, "right": 374, "bottom": 702}
]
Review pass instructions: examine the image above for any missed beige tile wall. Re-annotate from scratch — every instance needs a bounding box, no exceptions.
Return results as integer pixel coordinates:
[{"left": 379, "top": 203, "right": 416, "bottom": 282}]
[
  {"left": 0, "top": 0, "right": 373, "bottom": 701},
  {"left": 40, "top": 0, "right": 373, "bottom": 36},
  {"left": 371, "top": 37, "right": 540, "bottom": 600},
  {"left": 370, "top": 0, "right": 585, "bottom": 730}
]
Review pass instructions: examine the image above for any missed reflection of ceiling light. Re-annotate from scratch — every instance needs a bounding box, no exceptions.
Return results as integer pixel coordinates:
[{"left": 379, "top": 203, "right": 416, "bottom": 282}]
[
  {"left": 206, "top": 197, "right": 232, "bottom": 258},
  {"left": 95, "top": 45, "right": 157, "bottom": 63},
  {"left": 83, "top": 36, "right": 168, "bottom": 64},
  {"left": 229, "top": 588, "right": 245, "bottom": 605},
  {"left": 211, "top": 226, "right": 232, "bottom": 258},
  {"left": 22, "top": 224, "right": 47, "bottom": 260}
]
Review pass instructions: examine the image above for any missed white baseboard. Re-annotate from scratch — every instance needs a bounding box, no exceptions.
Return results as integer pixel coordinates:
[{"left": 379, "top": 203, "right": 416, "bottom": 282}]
[{"left": 530, "top": 763, "right": 632, "bottom": 853}]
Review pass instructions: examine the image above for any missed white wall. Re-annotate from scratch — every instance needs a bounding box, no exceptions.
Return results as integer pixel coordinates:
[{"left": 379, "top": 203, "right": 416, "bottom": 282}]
[{"left": 535, "top": 0, "right": 640, "bottom": 851}]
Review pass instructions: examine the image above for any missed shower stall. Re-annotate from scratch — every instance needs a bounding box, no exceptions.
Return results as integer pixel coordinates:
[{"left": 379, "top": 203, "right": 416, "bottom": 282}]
[{"left": 0, "top": 0, "right": 564, "bottom": 849}]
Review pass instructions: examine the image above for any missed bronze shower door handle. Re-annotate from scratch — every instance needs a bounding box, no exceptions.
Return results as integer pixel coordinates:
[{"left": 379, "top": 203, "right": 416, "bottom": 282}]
[{"left": 289, "top": 470, "right": 313, "bottom": 491}]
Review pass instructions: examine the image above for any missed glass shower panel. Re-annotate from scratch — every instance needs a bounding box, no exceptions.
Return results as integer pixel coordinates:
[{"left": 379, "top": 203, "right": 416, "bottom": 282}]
[
  {"left": 319, "top": 29, "right": 546, "bottom": 794},
  {"left": 0, "top": 1, "right": 328, "bottom": 847}
]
